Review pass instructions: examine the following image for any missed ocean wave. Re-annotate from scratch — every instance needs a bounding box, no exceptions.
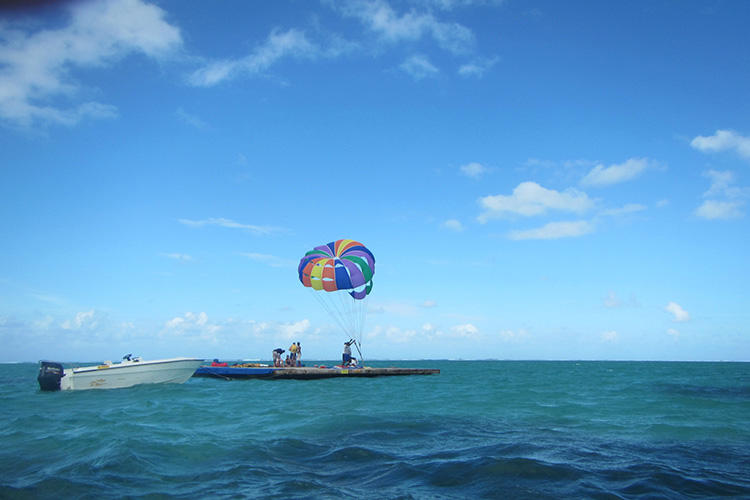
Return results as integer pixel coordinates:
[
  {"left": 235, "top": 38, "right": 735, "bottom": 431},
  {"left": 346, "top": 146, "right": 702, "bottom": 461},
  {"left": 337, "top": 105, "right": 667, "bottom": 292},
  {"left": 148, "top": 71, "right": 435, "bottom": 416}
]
[{"left": 2, "top": 361, "right": 749, "bottom": 499}]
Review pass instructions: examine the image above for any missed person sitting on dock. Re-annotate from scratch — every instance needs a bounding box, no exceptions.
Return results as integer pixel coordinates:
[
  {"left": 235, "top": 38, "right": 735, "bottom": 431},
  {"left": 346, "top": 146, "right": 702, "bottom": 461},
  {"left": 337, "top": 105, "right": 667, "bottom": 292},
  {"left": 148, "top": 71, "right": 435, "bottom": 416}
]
[{"left": 272, "top": 348, "right": 285, "bottom": 367}]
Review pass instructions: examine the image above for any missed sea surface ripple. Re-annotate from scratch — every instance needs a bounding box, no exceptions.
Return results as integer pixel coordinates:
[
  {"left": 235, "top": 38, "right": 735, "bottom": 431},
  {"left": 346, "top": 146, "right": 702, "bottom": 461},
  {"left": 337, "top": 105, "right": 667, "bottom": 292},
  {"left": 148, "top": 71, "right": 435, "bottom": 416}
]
[{"left": 1, "top": 360, "right": 749, "bottom": 499}]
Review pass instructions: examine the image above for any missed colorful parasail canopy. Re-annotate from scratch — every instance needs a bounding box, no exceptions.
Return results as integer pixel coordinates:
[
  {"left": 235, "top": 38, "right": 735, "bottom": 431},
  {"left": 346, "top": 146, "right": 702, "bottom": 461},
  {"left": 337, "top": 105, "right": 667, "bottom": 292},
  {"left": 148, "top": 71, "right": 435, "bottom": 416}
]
[{"left": 297, "top": 239, "right": 375, "bottom": 300}]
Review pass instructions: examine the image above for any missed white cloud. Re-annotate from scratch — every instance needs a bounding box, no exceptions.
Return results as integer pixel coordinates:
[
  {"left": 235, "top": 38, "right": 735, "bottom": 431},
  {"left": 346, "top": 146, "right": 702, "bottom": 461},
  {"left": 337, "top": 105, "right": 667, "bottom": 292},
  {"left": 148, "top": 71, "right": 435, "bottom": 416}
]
[
  {"left": 695, "top": 200, "right": 744, "bottom": 220},
  {"left": 165, "top": 311, "right": 207, "bottom": 329},
  {"left": 499, "top": 329, "right": 528, "bottom": 343},
  {"left": 443, "top": 219, "right": 463, "bottom": 231},
  {"left": 61, "top": 310, "right": 97, "bottom": 330},
  {"left": 163, "top": 311, "right": 221, "bottom": 340},
  {"left": 400, "top": 54, "right": 439, "bottom": 79},
  {"left": 665, "top": 302, "right": 690, "bottom": 322},
  {"left": 421, "top": 300, "right": 437, "bottom": 308},
  {"left": 23, "top": 286, "right": 66, "bottom": 305},
  {"left": 429, "top": 0, "right": 507, "bottom": 8},
  {"left": 0, "top": 0, "right": 181, "bottom": 128},
  {"left": 666, "top": 328, "right": 680, "bottom": 338},
  {"left": 580, "top": 158, "right": 653, "bottom": 187},
  {"left": 368, "top": 324, "right": 420, "bottom": 343},
  {"left": 509, "top": 220, "right": 594, "bottom": 240},
  {"left": 695, "top": 170, "right": 747, "bottom": 219},
  {"left": 164, "top": 317, "right": 184, "bottom": 329},
  {"left": 178, "top": 217, "right": 284, "bottom": 235},
  {"left": 460, "top": 162, "right": 488, "bottom": 178},
  {"left": 478, "top": 182, "right": 594, "bottom": 222},
  {"left": 458, "top": 56, "right": 499, "bottom": 77},
  {"left": 278, "top": 319, "right": 310, "bottom": 339},
  {"left": 703, "top": 170, "right": 736, "bottom": 197},
  {"left": 373, "top": 322, "right": 480, "bottom": 343},
  {"left": 34, "top": 316, "right": 56, "bottom": 329},
  {"left": 340, "top": 0, "right": 475, "bottom": 54},
  {"left": 161, "top": 253, "right": 194, "bottom": 261},
  {"left": 449, "top": 323, "right": 479, "bottom": 338},
  {"left": 601, "top": 330, "right": 619, "bottom": 342},
  {"left": 176, "top": 107, "right": 207, "bottom": 129},
  {"left": 523, "top": 157, "right": 558, "bottom": 169},
  {"left": 691, "top": 130, "right": 750, "bottom": 161},
  {"left": 603, "top": 291, "right": 639, "bottom": 308},
  {"left": 603, "top": 290, "right": 622, "bottom": 308},
  {"left": 600, "top": 204, "right": 647, "bottom": 217},
  {"left": 188, "top": 28, "right": 318, "bottom": 86}
]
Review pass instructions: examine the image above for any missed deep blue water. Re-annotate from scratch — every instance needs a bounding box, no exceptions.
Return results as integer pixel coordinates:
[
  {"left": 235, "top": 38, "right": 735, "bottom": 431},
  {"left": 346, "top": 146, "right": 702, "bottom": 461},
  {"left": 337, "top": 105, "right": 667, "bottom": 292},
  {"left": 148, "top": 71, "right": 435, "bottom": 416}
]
[{"left": 1, "top": 360, "right": 749, "bottom": 499}]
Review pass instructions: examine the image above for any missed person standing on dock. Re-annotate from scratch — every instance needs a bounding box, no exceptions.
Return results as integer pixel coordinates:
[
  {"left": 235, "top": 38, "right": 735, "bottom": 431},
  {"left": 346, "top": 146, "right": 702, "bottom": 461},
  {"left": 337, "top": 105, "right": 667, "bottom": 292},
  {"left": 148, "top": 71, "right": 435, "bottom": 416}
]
[
  {"left": 296, "top": 342, "right": 302, "bottom": 366},
  {"left": 343, "top": 339, "right": 355, "bottom": 366},
  {"left": 289, "top": 342, "right": 298, "bottom": 364}
]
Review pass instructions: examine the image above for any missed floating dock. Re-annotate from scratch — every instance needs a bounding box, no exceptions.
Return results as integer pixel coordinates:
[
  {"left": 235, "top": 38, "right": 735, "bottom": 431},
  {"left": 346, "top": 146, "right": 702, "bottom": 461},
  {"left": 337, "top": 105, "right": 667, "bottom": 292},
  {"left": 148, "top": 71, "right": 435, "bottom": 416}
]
[{"left": 194, "top": 365, "right": 439, "bottom": 380}]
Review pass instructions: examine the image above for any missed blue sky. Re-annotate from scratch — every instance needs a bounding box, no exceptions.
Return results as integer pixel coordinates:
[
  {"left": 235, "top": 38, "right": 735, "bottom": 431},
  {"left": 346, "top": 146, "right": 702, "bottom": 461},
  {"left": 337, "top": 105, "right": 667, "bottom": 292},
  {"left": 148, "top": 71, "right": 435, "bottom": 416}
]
[{"left": 1, "top": 0, "right": 749, "bottom": 362}]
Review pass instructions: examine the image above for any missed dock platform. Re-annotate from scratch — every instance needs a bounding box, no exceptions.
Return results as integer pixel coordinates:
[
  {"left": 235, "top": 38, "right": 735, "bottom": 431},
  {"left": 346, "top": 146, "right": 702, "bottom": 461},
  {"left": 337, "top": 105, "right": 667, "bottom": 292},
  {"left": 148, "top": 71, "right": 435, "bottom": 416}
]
[{"left": 194, "top": 365, "right": 440, "bottom": 380}]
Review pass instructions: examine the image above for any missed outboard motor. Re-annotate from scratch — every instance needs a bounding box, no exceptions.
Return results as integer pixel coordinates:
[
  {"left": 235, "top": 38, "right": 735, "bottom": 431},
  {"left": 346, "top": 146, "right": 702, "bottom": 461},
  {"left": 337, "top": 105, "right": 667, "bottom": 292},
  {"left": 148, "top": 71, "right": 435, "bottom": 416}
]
[{"left": 38, "top": 361, "right": 65, "bottom": 391}]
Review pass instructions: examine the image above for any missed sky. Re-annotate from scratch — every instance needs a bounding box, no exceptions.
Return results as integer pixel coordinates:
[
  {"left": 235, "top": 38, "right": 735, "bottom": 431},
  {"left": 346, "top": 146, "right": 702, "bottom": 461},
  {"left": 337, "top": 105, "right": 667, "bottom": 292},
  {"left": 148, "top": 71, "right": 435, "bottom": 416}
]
[{"left": 1, "top": 0, "right": 749, "bottom": 363}]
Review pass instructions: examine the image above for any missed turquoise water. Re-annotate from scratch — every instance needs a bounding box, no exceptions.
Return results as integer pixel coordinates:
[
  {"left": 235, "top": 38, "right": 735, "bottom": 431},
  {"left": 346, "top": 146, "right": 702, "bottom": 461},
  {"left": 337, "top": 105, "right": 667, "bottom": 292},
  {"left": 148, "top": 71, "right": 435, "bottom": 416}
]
[{"left": 1, "top": 360, "right": 749, "bottom": 499}]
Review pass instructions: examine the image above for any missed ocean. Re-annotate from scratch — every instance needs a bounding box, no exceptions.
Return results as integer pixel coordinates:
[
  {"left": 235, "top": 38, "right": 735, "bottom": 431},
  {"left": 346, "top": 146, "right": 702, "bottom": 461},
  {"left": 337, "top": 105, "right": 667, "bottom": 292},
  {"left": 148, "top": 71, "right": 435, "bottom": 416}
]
[{"left": 1, "top": 360, "right": 749, "bottom": 499}]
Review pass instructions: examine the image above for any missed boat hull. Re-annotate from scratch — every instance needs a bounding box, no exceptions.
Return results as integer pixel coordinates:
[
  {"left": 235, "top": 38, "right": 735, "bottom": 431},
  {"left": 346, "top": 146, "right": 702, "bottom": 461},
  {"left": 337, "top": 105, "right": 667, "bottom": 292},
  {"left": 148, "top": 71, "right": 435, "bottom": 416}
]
[{"left": 40, "top": 358, "right": 204, "bottom": 391}]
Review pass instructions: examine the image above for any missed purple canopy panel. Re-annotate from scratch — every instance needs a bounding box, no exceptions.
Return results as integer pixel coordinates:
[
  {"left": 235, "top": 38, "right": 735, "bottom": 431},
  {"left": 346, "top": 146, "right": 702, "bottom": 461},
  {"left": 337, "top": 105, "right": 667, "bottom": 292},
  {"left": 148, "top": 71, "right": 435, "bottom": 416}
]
[
  {"left": 314, "top": 244, "right": 334, "bottom": 257},
  {"left": 342, "top": 259, "right": 366, "bottom": 287}
]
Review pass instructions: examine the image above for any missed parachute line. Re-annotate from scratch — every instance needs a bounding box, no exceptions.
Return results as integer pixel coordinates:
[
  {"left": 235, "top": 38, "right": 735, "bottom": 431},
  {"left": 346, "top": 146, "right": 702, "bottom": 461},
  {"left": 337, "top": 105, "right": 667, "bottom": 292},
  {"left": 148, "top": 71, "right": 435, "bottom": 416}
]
[
  {"left": 306, "top": 287, "right": 368, "bottom": 355},
  {"left": 299, "top": 239, "right": 374, "bottom": 364}
]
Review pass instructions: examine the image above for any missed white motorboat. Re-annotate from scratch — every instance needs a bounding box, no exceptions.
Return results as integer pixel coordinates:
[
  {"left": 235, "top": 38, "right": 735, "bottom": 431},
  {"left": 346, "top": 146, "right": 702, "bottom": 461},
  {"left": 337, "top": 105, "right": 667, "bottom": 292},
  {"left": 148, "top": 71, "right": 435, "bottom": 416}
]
[{"left": 37, "top": 355, "right": 204, "bottom": 391}]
